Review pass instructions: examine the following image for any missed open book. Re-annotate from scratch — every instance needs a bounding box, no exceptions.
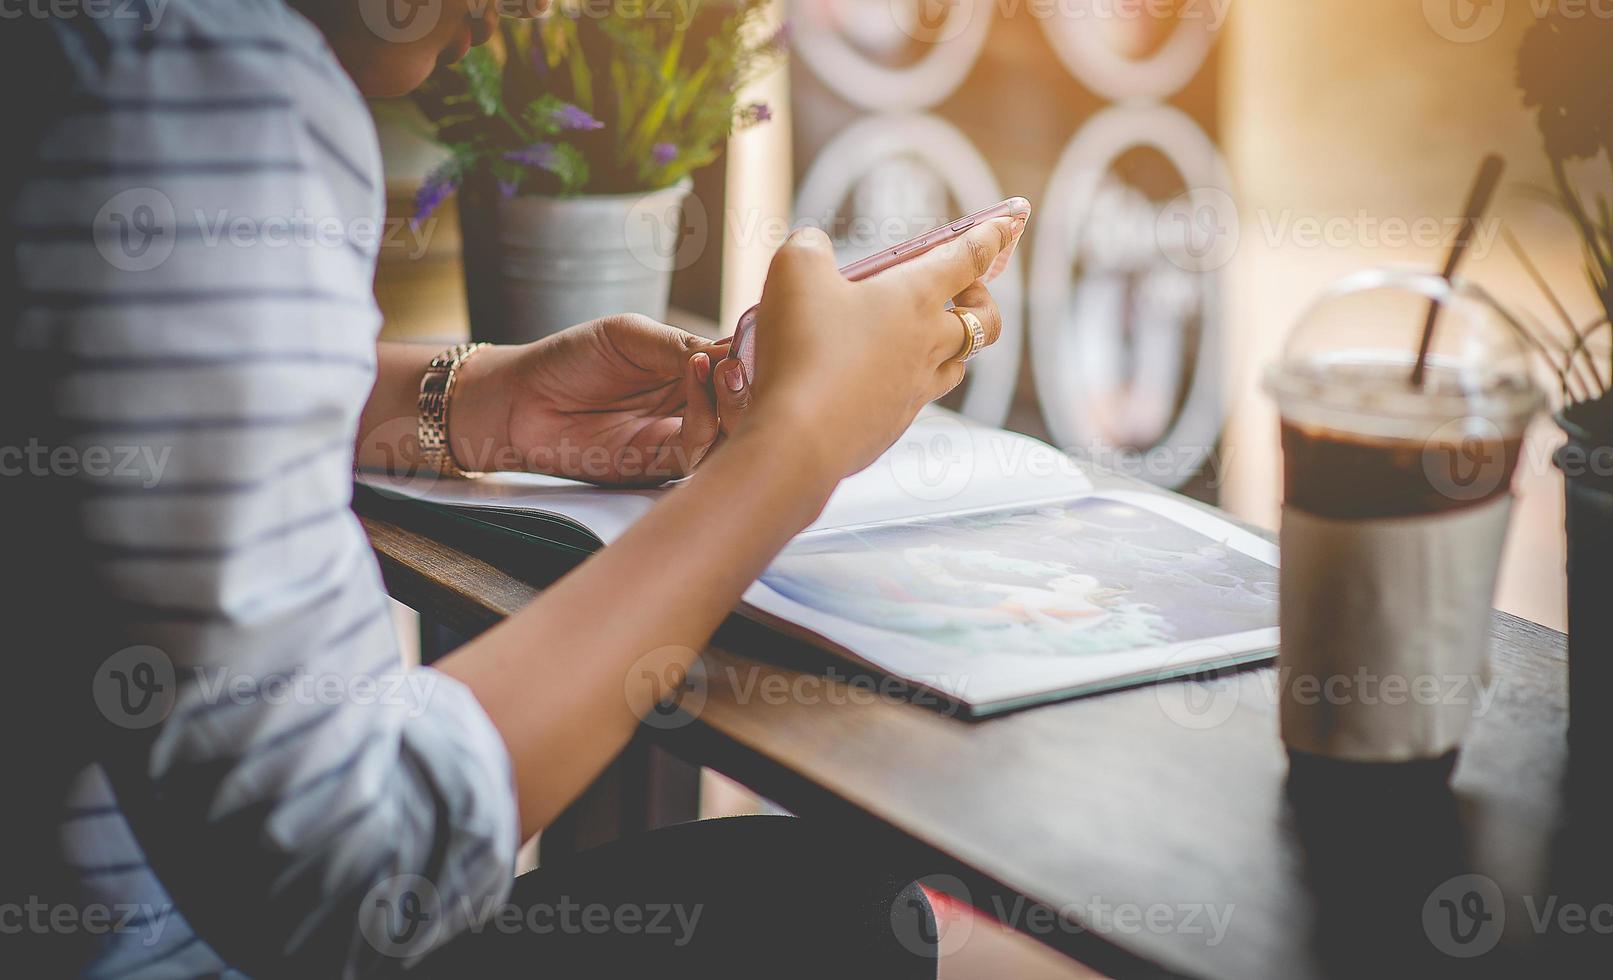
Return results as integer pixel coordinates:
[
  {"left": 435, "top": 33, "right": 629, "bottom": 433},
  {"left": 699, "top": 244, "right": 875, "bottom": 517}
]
[{"left": 361, "top": 413, "right": 1279, "bottom": 717}]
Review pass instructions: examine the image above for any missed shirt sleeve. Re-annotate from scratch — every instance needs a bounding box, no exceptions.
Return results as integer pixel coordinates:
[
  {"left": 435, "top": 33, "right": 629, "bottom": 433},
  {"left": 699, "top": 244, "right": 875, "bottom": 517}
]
[{"left": 15, "top": 13, "right": 520, "bottom": 977}]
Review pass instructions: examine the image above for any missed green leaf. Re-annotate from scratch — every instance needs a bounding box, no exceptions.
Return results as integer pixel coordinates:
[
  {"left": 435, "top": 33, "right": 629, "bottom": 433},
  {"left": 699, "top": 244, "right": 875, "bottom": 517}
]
[
  {"left": 491, "top": 158, "right": 525, "bottom": 194},
  {"left": 523, "top": 93, "right": 567, "bottom": 137},
  {"left": 671, "top": 57, "right": 715, "bottom": 123},
  {"left": 567, "top": 27, "right": 594, "bottom": 114},
  {"left": 626, "top": 87, "right": 676, "bottom": 162},
  {"left": 545, "top": 142, "right": 591, "bottom": 195},
  {"left": 459, "top": 46, "right": 503, "bottom": 117}
]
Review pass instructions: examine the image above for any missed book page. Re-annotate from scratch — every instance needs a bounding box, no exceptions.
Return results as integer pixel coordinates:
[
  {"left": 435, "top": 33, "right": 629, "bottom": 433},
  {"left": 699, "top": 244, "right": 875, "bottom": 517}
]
[
  {"left": 358, "top": 410, "right": 1091, "bottom": 545},
  {"left": 807, "top": 412, "right": 1093, "bottom": 532},
  {"left": 360, "top": 422, "right": 1276, "bottom": 714},
  {"left": 357, "top": 469, "right": 661, "bottom": 543},
  {"left": 742, "top": 490, "right": 1280, "bottom": 713}
]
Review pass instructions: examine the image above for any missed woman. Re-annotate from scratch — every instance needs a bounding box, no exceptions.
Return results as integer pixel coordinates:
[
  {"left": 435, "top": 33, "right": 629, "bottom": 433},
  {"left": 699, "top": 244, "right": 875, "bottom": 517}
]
[{"left": 1, "top": 0, "right": 1015, "bottom": 975}]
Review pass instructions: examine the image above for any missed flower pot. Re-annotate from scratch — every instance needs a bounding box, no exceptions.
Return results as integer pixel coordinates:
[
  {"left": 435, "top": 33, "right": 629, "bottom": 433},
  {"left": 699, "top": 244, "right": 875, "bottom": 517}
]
[
  {"left": 459, "top": 179, "right": 694, "bottom": 343},
  {"left": 1555, "top": 408, "right": 1613, "bottom": 755}
]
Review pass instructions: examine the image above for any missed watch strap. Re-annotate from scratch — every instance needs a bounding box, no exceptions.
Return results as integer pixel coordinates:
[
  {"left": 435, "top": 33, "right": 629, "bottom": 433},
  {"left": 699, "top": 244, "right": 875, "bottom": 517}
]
[{"left": 417, "top": 341, "right": 491, "bottom": 478}]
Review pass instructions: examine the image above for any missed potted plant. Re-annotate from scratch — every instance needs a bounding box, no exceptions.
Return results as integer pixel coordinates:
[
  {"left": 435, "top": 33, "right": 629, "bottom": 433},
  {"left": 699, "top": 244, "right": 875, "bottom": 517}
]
[
  {"left": 411, "top": 0, "right": 784, "bottom": 341},
  {"left": 1513, "top": 14, "right": 1613, "bottom": 754}
]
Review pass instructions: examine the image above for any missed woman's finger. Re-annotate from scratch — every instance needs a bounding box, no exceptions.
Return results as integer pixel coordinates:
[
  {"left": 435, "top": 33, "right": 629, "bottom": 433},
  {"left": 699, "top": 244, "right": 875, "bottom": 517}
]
[
  {"left": 949, "top": 281, "right": 1003, "bottom": 349},
  {"left": 600, "top": 314, "right": 727, "bottom": 380},
  {"left": 896, "top": 216, "right": 1019, "bottom": 304},
  {"left": 924, "top": 285, "right": 1002, "bottom": 364},
  {"left": 675, "top": 352, "right": 720, "bottom": 473},
  {"left": 933, "top": 360, "right": 968, "bottom": 402},
  {"left": 714, "top": 354, "right": 752, "bottom": 437}
]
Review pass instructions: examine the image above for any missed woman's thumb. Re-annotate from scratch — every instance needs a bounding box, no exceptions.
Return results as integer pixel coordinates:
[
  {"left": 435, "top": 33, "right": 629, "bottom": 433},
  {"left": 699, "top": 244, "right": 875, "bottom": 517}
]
[{"left": 714, "top": 354, "right": 751, "bottom": 436}]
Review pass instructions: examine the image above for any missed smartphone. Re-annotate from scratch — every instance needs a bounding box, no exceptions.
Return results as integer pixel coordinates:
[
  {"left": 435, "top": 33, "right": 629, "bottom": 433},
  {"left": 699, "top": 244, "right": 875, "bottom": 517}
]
[{"left": 729, "top": 197, "right": 1032, "bottom": 378}]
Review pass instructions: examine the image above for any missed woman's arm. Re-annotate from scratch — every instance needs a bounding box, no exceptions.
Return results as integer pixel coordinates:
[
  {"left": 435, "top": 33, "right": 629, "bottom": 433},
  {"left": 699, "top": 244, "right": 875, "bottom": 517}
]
[
  {"left": 436, "top": 416, "right": 836, "bottom": 837},
  {"left": 361, "top": 334, "right": 800, "bottom": 837}
]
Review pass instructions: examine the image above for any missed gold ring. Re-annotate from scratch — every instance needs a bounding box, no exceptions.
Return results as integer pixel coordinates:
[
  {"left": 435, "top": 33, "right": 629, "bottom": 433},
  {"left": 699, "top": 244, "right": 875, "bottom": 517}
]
[{"left": 951, "top": 308, "right": 987, "bottom": 363}]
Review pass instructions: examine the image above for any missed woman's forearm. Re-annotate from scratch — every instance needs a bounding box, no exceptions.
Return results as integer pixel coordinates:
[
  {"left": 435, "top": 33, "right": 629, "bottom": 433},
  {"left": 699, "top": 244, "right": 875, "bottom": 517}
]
[
  {"left": 434, "top": 418, "right": 838, "bottom": 840},
  {"left": 357, "top": 340, "right": 519, "bottom": 472},
  {"left": 356, "top": 342, "right": 439, "bottom": 471}
]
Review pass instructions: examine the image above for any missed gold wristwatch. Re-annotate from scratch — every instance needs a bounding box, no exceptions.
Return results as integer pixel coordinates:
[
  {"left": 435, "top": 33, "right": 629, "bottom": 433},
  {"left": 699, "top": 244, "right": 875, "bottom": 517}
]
[{"left": 417, "top": 341, "right": 491, "bottom": 478}]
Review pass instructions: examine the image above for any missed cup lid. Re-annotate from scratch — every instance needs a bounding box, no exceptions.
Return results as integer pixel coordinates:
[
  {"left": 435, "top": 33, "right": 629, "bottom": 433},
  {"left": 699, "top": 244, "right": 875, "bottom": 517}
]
[{"left": 1264, "top": 267, "right": 1543, "bottom": 439}]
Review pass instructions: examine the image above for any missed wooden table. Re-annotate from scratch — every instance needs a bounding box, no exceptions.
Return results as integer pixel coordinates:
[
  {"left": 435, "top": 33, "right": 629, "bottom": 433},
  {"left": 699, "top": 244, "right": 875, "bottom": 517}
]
[{"left": 357, "top": 490, "right": 1603, "bottom": 980}]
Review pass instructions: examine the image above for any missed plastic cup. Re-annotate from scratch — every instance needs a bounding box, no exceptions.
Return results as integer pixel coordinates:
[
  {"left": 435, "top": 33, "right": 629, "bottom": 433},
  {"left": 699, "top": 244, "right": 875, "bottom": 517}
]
[{"left": 1264, "top": 269, "right": 1542, "bottom": 775}]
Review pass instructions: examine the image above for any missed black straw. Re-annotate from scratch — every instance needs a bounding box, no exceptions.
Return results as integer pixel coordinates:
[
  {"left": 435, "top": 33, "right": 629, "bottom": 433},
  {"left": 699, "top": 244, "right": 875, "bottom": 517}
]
[{"left": 1410, "top": 154, "right": 1506, "bottom": 387}]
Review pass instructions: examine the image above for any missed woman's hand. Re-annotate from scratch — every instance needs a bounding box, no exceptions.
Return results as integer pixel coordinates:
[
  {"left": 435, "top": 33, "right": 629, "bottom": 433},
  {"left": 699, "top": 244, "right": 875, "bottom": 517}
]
[
  {"left": 451, "top": 315, "right": 746, "bottom": 485},
  {"left": 737, "top": 217, "right": 1019, "bottom": 480}
]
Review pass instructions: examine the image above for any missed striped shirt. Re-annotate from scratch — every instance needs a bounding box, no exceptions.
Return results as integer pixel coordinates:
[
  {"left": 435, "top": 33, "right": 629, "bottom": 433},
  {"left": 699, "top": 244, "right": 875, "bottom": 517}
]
[{"left": 3, "top": 2, "right": 519, "bottom": 976}]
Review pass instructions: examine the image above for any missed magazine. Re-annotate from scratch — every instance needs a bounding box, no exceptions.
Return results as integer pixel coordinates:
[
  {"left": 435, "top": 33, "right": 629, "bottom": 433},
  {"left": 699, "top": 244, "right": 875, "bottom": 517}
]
[{"left": 360, "top": 413, "right": 1279, "bottom": 716}]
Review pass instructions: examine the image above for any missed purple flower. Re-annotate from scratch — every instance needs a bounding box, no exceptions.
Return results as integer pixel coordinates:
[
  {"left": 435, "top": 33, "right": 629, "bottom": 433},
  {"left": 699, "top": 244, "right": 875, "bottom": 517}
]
[
  {"left": 498, "top": 177, "right": 520, "bottom": 201},
  {"left": 734, "top": 102, "right": 773, "bottom": 130},
  {"left": 652, "top": 142, "right": 677, "bottom": 166},
  {"left": 413, "top": 164, "right": 461, "bottom": 227},
  {"left": 546, "top": 102, "right": 603, "bottom": 132},
  {"left": 504, "top": 142, "right": 560, "bottom": 169}
]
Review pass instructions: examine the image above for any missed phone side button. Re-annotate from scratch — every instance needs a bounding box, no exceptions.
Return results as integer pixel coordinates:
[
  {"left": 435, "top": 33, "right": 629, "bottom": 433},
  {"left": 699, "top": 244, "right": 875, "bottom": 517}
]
[{"left": 949, "top": 217, "right": 976, "bottom": 232}]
